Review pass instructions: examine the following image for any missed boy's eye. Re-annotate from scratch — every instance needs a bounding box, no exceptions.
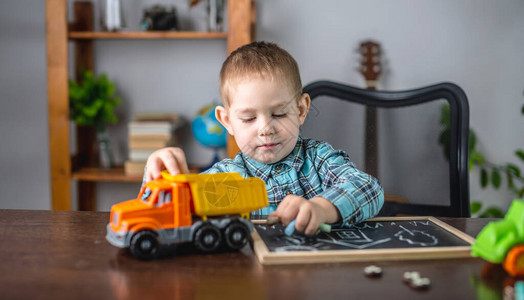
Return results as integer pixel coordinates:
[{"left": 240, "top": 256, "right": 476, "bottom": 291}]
[
  {"left": 273, "top": 113, "right": 287, "bottom": 118},
  {"left": 241, "top": 117, "right": 255, "bottom": 123}
]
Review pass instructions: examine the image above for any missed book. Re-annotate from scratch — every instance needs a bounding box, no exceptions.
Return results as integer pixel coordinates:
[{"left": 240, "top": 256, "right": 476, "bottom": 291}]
[
  {"left": 128, "top": 121, "right": 174, "bottom": 135},
  {"left": 129, "top": 135, "right": 175, "bottom": 149},
  {"left": 132, "top": 112, "right": 181, "bottom": 123},
  {"left": 127, "top": 112, "right": 186, "bottom": 164},
  {"left": 124, "top": 160, "right": 146, "bottom": 176},
  {"left": 129, "top": 148, "right": 158, "bottom": 162}
]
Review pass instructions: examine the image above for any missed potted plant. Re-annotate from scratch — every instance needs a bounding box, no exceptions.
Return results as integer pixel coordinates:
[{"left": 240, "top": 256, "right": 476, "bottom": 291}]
[
  {"left": 69, "top": 70, "right": 121, "bottom": 168},
  {"left": 439, "top": 102, "right": 524, "bottom": 217}
]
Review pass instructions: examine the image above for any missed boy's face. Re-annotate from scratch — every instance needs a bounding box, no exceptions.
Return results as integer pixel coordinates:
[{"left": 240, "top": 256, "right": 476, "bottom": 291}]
[{"left": 216, "top": 77, "right": 310, "bottom": 164}]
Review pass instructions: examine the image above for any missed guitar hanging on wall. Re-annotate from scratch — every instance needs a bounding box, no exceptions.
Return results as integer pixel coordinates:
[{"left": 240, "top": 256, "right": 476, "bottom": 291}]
[
  {"left": 358, "top": 40, "right": 382, "bottom": 179},
  {"left": 358, "top": 41, "right": 409, "bottom": 207}
]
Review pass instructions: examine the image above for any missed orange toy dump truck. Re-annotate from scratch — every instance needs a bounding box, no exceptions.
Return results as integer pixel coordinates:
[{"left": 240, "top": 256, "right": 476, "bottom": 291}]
[{"left": 106, "top": 171, "right": 268, "bottom": 259}]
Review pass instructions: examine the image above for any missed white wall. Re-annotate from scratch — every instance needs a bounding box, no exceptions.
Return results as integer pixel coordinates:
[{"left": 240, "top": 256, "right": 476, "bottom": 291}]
[
  {"left": 0, "top": 0, "right": 522, "bottom": 211},
  {"left": 0, "top": 0, "right": 49, "bottom": 209}
]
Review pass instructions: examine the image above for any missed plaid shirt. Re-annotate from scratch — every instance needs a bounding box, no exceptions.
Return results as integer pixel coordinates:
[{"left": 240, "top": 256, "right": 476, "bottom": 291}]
[{"left": 203, "top": 137, "right": 384, "bottom": 227}]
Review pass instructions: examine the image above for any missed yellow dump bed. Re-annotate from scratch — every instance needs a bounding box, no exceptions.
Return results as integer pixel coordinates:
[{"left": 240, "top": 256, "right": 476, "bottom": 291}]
[{"left": 162, "top": 172, "right": 268, "bottom": 217}]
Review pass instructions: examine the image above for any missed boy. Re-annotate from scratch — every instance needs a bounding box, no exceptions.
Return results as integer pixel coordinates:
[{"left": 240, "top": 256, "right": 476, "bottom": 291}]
[{"left": 145, "top": 41, "right": 384, "bottom": 235}]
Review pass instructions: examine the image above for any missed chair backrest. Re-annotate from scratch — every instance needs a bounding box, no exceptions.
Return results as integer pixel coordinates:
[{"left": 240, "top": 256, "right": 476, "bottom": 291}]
[{"left": 303, "top": 80, "right": 470, "bottom": 217}]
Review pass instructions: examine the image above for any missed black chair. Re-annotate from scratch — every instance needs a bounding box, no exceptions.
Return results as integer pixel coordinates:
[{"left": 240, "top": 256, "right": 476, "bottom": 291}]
[{"left": 302, "top": 81, "right": 470, "bottom": 217}]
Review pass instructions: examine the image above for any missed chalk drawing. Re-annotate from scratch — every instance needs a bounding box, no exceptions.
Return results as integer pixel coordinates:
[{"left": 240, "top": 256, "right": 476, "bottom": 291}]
[
  {"left": 354, "top": 222, "right": 384, "bottom": 230},
  {"left": 254, "top": 219, "right": 468, "bottom": 252},
  {"left": 317, "top": 237, "right": 392, "bottom": 249},
  {"left": 395, "top": 225, "right": 438, "bottom": 246}
]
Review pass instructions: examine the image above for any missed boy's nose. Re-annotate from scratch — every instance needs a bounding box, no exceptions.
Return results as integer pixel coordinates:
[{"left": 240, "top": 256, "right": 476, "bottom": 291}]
[{"left": 257, "top": 118, "right": 277, "bottom": 136}]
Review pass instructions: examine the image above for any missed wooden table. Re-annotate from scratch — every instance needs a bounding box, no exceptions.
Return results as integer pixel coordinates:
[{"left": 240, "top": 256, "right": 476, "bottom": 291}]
[{"left": 0, "top": 210, "right": 511, "bottom": 299}]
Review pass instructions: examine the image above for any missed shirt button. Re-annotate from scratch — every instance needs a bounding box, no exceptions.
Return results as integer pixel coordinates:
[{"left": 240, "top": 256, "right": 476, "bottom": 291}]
[
  {"left": 274, "top": 165, "right": 282, "bottom": 171},
  {"left": 286, "top": 190, "right": 293, "bottom": 195}
]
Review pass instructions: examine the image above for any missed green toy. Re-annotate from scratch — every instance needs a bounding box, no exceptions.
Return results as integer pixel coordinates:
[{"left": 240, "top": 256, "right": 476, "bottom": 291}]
[{"left": 471, "top": 199, "right": 524, "bottom": 277}]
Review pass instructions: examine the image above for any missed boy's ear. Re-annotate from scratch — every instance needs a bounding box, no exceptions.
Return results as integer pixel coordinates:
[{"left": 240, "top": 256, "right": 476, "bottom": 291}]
[
  {"left": 298, "top": 93, "right": 311, "bottom": 125},
  {"left": 215, "top": 105, "right": 235, "bottom": 136}
]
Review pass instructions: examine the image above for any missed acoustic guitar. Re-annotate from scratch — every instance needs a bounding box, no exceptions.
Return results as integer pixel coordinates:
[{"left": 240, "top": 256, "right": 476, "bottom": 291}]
[
  {"left": 358, "top": 41, "right": 381, "bottom": 179},
  {"left": 358, "top": 41, "right": 409, "bottom": 208}
]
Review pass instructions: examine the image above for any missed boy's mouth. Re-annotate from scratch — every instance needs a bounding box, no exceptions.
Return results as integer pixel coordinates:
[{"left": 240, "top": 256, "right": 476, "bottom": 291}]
[{"left": 257, "top": 143, "right": 279, "bottom": 150}]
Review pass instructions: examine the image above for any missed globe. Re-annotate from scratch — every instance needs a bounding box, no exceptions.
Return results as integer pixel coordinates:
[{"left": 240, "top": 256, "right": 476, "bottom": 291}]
[{"left": 192, "top": 103, "right": 227, "bottom": 169}]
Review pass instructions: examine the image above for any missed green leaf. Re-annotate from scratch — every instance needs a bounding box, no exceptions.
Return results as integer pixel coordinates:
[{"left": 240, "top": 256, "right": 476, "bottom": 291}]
[
  {"left": 439, "top": 129, "right": 450, "bottom": 160},
  {"left": 83, "top": 99, "right": 103, "bottom": 118},
  {"left": 491, "top": 169, "right": 502, "bottom": 189},
  {"left": 470, "top": 201, "right": 482, "bottom": 214},
  {"left": 438, "top": 129, "right": 449, "bottom": 145},
  {"left": 479, "top": 207, "right": 505, "bottom": 218},
  {"left": 480, "top": 168, "right": 489, "bottom": 188},
  {"left": 469, "top": 130, "right": 477, "bottom": 152},
  {"left": 69, "top": 70, "right": 120, "bottom": 129},
  {"left": 440, "top": 104, "right": 451, "bottom": 126},
  {"left": 470, "top": 150, "right": 485, "bottom": 165},
  {"left": 516, "top": 149, "right": 524, "bottom": 161},
  {"left": 506, "top": 171, "right": 514, "bottom": 189},
  {"left": 506, "top": 163, "right": 521, "bottom": 176},
  {"left": 519, "top": 188, "right": 524, "bottom": 198}
]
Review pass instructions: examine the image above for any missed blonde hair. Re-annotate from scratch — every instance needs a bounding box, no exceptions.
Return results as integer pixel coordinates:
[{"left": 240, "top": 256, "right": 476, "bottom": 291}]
[{"left": 219, "top": 41, "right": 302, "bottom": 106}]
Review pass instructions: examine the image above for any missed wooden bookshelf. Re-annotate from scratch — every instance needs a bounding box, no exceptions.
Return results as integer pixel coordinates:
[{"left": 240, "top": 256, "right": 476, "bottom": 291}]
[
  {"left": 71, "top": 166, "right": 201, "bottom": 182},
  {"left": 46, "top": 0, "right": 255, "bottom": 210},
  {"left": 72, "top": 167, "right": 143, "bottom": 182},
  {"left": 68, "top": 31, "right": 228, "bottom": 40}
]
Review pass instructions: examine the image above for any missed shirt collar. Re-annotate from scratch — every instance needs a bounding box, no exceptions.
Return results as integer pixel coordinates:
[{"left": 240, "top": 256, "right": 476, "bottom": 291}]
[{"left": 241, "top": 136, "right": 305, "bottom": 180}]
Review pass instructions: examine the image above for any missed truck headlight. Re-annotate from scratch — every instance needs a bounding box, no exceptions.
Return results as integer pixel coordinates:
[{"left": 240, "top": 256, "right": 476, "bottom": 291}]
[{"left": 113, "top": 212, "right": 119, "bottom": 226}]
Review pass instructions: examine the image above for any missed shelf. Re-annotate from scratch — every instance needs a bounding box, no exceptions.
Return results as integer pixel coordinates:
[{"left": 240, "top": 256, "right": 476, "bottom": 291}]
[
  {"left": 71, "top": 166, "right": 202, "bottom": 183},
  {"left": 72, "top": 167, "right": 143, "bottom": 182},
  {"left": 47, "top": 0, "right": 254, "bottom": 210},
  {"left": 68, "top": 31, "right": 228, "bottom": 40}
]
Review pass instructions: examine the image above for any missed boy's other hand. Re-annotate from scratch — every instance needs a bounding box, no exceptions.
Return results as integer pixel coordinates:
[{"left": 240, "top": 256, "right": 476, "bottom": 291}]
[
  {"left": 145, "top": 147, "right": 190, "bottom": 182},
  {"left": 270, "top": 195, "right": 340, "bottom": 235}
]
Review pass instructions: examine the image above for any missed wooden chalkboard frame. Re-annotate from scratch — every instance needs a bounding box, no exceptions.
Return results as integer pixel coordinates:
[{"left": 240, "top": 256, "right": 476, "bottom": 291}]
[{"left": 251, "top": 216, "right": 475, "bottom": 265}]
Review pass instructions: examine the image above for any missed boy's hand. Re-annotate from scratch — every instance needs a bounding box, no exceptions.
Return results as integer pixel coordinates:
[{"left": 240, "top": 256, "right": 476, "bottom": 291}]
[
  {"left": 144, "top": 147, "right": 190, "bottom": 182},
  {"left": 269, "top": 195, "right": 341, "bottom": 235}
]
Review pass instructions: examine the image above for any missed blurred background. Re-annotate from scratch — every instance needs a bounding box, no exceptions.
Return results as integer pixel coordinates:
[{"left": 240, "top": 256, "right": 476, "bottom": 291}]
[{"left": 1, "top": 0, "right": 523, "bottom": 212}]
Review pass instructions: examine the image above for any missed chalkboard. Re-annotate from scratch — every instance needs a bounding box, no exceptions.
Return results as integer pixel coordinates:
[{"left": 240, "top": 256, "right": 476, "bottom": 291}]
[{"left": 251, "top": 217, "right": 475, "bottom": 265}]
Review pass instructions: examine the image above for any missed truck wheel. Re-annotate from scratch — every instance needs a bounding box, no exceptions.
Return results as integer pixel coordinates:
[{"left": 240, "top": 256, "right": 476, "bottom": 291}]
[
  {"left": 224, "top": 222, "right": 249, "bottom": 250},
  {"left": 130, "top": 230, "right": 160, "bottom": 260},
  {"left": 194, "top": 224, "right": 222, "bottom": 253},
  {"left": 503, "top": 244, "right": 524, "bottom": 277}
]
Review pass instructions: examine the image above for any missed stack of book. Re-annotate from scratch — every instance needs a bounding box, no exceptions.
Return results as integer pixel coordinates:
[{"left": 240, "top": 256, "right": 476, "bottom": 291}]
[{"left": 124, "top": 113, "right": 184, "bottom": 176}]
